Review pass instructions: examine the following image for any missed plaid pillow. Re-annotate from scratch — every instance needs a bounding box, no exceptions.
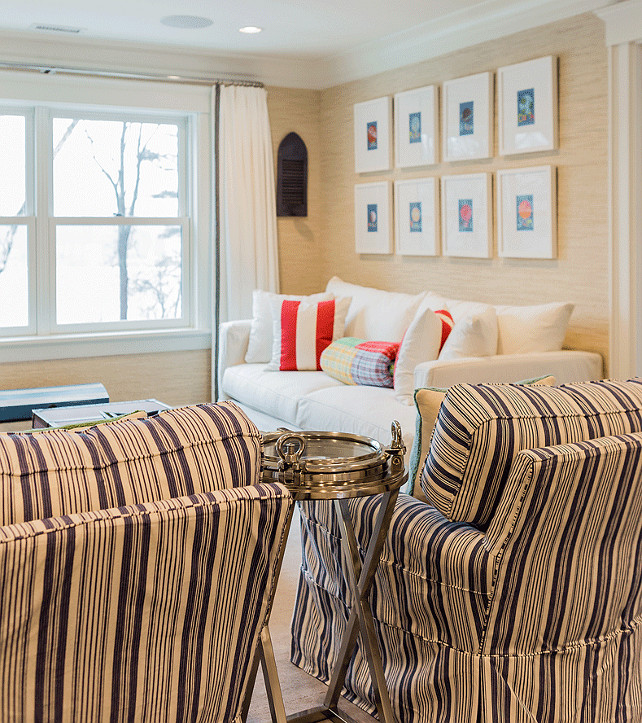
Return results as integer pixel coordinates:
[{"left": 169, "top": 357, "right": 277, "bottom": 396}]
[{"left": 320, "top": 337, "right": 399, "bottom": 388}]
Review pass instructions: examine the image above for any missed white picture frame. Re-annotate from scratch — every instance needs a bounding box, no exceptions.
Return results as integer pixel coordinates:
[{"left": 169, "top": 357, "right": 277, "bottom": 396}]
[
  {"left": 498, "top": 56, "right": 558, "bottom": 155},
  {"left": 353, "top": 96, "right": 392, "bottom": 173},
  {"left": 394, "top": 177, "right": 439, "bottom": 256},
  {"left": 497, "top": 165, "right": 556, "bottom": 259},
  {"left": 442, "top": 72, "right": 493, "bottom": 162},
  {"left": 441, "top": 173, "right": 492, "bottom": 258},
  {"left": 394, "top": 85, "right": 438, "bottom": 168},
  {"left": 354, "top": 182, "right": 392, "bottom": 254}
]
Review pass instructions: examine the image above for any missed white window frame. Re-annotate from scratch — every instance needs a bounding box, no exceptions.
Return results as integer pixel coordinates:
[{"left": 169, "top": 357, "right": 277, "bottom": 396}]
[
  {"left": 0, "top": 106, "right": 35, "bottom": 337},
  {"left": 0, "top": 72, "right": 212, "bottom": 363},
  {"left": 44, "top": 108, "right": 190, "bottom": 334}
]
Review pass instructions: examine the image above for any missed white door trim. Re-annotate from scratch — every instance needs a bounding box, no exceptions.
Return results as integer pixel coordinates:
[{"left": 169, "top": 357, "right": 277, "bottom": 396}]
[{"left": 596, "top": 1, "right": 642, "bottom": 378}]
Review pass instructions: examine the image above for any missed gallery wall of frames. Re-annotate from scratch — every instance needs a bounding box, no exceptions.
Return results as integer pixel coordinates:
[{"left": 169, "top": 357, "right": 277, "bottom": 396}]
[{"left": 353, "top": 56, "right": 558, "bottom": 261}]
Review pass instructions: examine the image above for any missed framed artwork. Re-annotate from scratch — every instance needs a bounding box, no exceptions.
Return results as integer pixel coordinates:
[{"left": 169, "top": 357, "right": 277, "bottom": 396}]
[
  {"left": 354, "top": 182, "right": 392, "bottom": 254},
  {"left": 442, "top": 72, "right": 493, "bottom": 162},
  {"left": 497, "top": 165, "right": 556, "bottom": 258},
  {"left": 394, "top": 177, "right": 439, "bottom": 256},
  {"left": 353, "top": 96, "right": 392, "bottom": 173},
  {"left": 441, "top": 173, "right": 492, "bottom": 258},
  {"left": 498, "top": 56, "right": 558, "bottom": 155},
  {"left": 394, "top": 85, "right": 438, "bottom": 168}
]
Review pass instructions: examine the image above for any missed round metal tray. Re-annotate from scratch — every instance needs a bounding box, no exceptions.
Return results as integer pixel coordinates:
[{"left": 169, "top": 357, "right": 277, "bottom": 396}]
[{"left": 261, "top": 425, "right": 407, "bottom": 500}]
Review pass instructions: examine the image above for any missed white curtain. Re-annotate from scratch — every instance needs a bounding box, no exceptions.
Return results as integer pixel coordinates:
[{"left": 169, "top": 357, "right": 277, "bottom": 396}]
[
  {"left": 216, "top": 85, "right": 279, "bottom": 321},
  {"left": 211, "top": 84, "right": 279, "bottom": 399}
]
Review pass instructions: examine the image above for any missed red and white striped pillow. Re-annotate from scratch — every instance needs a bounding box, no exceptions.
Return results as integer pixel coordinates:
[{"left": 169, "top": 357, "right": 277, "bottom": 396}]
[
  {"left": 268, "top": 297, "right": 351, "bottom": 371},
  {"left": 435, "top": 309, "right": 455, "bottom": 349}
]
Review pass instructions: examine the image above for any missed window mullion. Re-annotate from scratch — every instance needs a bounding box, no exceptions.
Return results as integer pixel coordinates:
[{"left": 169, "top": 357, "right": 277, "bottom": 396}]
[{"left": 34, "top": 106, "right": 53, "bottom": 335}]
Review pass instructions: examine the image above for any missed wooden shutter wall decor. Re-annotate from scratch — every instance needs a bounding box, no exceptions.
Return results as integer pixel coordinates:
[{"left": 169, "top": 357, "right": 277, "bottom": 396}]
[{"left": 277, "top": 132, "right": 308, "bottom": 217}]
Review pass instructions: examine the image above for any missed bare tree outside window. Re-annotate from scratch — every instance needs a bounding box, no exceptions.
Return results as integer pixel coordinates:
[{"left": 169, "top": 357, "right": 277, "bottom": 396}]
[{"left": 53, "top": 117, "right": 183, "bottom": 325}]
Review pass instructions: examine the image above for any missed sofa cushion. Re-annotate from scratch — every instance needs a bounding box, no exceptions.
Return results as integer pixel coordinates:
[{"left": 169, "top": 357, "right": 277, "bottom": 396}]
[
  {"left": 321, "top": 337, "right": 398, "bottom": 387},
  {"left": 295, "top": 384, "right": 417, "bottom": 456},
  {"left": 268, "top": 297, "right": 350, "bottom": 371},
  {"left": 420, "top": 379, "right": 642, "bottom": 528},
  {"left": 326, "top": 276, "right": 424, "bottom": 342},
  {"left": 245, "top": 289, "right": 333, "bottom": 364},
  {"left": 0, "top": 402, "right": 261, "bottom": 526},
  {"left": 496, "top": 301, "right": 574, "bottom": 355},
  {"left": 223, "top": 363, "right": 342, "bottom": 425}
]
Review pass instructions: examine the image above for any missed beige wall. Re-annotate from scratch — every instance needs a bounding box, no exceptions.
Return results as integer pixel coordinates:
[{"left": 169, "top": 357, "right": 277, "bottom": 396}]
[
  {"left": 0, "top": 350, "right": 211, "bottom": 410},
  {"left": 317, "top": 13, "right": 609, "bottom": 365},
  {"left": 267, "top": 86, "right": 324, "bottom": 295}
]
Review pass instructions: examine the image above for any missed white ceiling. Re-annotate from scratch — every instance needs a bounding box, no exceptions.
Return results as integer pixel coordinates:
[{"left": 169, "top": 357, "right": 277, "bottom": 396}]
[
  {"left": 0, "top": 0, "right": 617, "bottom": 88},
  {"left": 0, "top": 0, "right": 612, "bottom": 60}
]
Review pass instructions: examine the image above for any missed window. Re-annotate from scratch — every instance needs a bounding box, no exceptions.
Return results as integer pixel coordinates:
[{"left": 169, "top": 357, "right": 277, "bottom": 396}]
[{"left": 0, "top": 105, "right": 193, "bottom": 340}]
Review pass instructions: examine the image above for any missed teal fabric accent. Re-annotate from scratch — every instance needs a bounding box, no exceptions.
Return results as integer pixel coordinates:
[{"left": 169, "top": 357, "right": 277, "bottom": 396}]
[{"left": 406, "top": 386, "right": 446, "bottom": 496}]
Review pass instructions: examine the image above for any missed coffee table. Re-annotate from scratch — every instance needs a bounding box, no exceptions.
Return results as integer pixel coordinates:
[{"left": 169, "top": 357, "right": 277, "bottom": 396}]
[{"left": 31, "top": 399, "right": 171, "bottom": 428}]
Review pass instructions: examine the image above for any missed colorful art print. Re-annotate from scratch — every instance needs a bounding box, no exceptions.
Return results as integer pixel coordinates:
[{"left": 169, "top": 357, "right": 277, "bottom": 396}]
[
  {"left": 516, "top": 194, "right": 534, "bottom": 230},
  {"left": 459, "top": 101, "right": 474, "bottom": 136},
  {"left": 367, "top": 121, "right": 378, "bottom": 150},
  {"left": 517, "top": 88, "right": 535, "bottom": 127},
  {"left": 367, "top": 203, "right": 378, "bottom": 232},
  {"left": 408, "top": 112, "right": 422, "bottom": 144},
  {"left": 459, "top": 199, "right": 473, "bottom": 232},
  {"left": 409, "top": 202, "right": 422, "bottom": 232}
]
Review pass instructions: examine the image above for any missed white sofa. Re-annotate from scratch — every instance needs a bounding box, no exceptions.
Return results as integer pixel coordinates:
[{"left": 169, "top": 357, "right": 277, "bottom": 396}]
[{"left": 218, "top": 278, "right": 603, "bottom": 461}]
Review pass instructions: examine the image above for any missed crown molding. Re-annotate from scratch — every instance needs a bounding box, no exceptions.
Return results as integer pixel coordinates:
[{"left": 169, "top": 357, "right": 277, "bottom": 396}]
[
  {"left": 595, "top": 0, "right": 642, "bottom": 46},
  {"left": 0, "top": 29, "right": 325, "bottom": 90},
  {"left": 315, "top": 0, "right": 618, "bottom": 88},
  {"left": 0, "top": 0, "right": 619, "bottom": 92}
]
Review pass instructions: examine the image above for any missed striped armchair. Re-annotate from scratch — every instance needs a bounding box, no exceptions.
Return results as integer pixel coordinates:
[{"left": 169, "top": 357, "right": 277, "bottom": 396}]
[
  {"left": 292, "top": 379, "right": 642, "bottom": 722},
  {"left": 0, "top": 402, "right": 292, "bottom": 723}
]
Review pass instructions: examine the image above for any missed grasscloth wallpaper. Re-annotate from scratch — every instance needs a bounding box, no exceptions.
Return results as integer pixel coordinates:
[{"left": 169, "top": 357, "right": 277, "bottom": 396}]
[
  {"left": 0, "top": 12, "right": 608, "bottom": 404},
  {"left": 308, "top": 13, "right": 608, "bottom": 366}
]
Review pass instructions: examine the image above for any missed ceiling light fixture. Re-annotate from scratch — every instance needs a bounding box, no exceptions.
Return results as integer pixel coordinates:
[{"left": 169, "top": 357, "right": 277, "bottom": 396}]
[
  {"left": 160, "top": 15, "right": 213, "bottom": 29},
  {"left": 239, "top": 26, "right": 262, "bottom": 34}
]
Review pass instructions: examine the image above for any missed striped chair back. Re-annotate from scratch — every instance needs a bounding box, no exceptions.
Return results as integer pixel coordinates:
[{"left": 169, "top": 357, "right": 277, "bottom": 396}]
[
  {"left": 0, "top": 401, "right": 262, "bottom": 525},
  {"left": 482, "top": 433, "right": 642, "bottom": 720},
  {"left": 421, "top": 379, "right": 642, "bottom": 528},
  {"left": 0, "top": 483, "right": 292, "bottom": 722}
]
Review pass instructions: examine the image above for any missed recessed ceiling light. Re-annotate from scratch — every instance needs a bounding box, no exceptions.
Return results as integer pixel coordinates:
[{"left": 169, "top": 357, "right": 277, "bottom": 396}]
[
  {"left": 239, "top": 26, "right": 262, "bottom": 34},
  {"left": 161, "top": 15, "right": 213, "bottom": 29}
]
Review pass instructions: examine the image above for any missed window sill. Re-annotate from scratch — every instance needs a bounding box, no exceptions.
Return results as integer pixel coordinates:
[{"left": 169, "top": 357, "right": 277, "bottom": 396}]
[{"left": 0, "top": 328, "right": 212, "bottom": 364}]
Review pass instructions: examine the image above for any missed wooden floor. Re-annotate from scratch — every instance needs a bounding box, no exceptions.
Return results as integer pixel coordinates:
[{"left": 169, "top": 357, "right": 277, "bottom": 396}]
[{"left": 246, "top": 507, "right": 377, "bottom": 722}]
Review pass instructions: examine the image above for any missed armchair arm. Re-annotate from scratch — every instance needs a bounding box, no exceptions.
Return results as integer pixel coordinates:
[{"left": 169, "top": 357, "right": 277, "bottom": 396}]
[
  {"left": 413, "top": 349, "right": 603, "bottom": 389},
  {"left": 217, "top": 319, "right": 252, "bottom": 399},
  {"left": 299, "top": 493, "right": 493, "bottom": 653}
]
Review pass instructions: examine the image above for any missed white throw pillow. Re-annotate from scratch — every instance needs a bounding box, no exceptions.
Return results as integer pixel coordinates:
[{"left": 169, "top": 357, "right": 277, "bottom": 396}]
[
  {"left": 394, "top": 306, "right": 449, "bottom": 405},
  {"left": 245, "top": 289, "right": 332, "bottom": 363},
  {"left": 495, "top": 302, "right": 574, "bottom": 355},
  {"left": 326, "top": 276, "right": 424, "bottom": 342},
  {"left": 439, "top": 297, "right": 495, "bottom": 324},
  {"left": 439, "top": 307, "right": 498, "bottom": 360},
  {"left": 267, "top": 296, "right": 351, "bottom": 371}
]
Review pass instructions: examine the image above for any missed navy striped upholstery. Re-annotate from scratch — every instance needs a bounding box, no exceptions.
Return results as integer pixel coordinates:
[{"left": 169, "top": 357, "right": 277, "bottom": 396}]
[
  {"left": 421, "top": 379, "right": 642, "bottom": 527},
  {"left": 0, "top": 401, "right": 261, "bottom": 524},
  {"left": 292, "top": 381, "right": 642, "bottom": 722},
  {"left": 0, "top": 402, "right": 292, "bottom": 722}
]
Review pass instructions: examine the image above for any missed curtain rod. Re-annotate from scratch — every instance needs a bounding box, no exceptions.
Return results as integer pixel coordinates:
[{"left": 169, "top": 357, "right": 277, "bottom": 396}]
[{"left": 0, "top": 61, "right": 263, "bottom": 87}]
